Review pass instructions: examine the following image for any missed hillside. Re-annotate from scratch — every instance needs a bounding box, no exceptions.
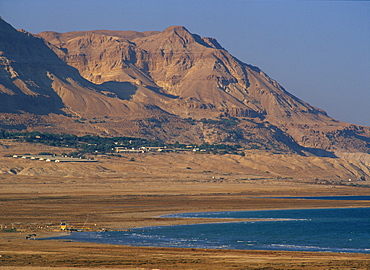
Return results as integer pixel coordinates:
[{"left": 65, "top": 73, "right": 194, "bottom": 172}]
[
  {"left": 1, "top": 139, "right": 369, "bottom": 186},
  {"left": 0, "top": 18, "right": 369, "bottom": 157}
]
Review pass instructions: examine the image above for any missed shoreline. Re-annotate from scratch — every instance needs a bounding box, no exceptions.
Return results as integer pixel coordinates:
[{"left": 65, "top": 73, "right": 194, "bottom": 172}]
[
  {"left": 37, "top": 205, "right": 370, "bottom": 255},
  {"left": 2, "top": 195, "right": 370, "bottom": 269}
]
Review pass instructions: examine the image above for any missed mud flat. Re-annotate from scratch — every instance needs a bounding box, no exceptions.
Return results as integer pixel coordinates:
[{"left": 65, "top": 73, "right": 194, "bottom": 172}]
[{"left": 1, "top": 141, "right": 370, "bottom": 269}]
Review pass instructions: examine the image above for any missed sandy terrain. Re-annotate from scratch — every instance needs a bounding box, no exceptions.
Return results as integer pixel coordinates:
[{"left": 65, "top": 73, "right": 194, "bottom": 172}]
[{"left": 1, "top": 140, "right": 370, "bottom": 269}]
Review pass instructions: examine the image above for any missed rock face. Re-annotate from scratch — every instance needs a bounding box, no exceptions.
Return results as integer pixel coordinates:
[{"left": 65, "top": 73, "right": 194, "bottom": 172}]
[
  {"left": 1, "top": 18, "right": 369, "bottom": 156},
  {"left": 39, "top": 26, "right": 326, "bottom": 121}
]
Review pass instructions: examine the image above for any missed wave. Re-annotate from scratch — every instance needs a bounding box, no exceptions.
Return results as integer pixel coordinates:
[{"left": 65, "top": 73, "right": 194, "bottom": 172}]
[{"left": 268, "top": 244, "right": 370, "bottom": 253}]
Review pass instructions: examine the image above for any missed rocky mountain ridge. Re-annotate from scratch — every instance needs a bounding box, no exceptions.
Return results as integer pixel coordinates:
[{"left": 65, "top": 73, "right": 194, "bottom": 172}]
[{"left": 1, "top": 18, "right": 369, "bottom": 157}]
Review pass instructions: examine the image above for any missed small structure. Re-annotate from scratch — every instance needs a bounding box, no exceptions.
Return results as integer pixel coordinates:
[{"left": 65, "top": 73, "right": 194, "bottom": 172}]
[
  {"left": 60, "top": 221, "right": 67, "bottom": 230},
  {"left": 115, "top": 147, "right": 145, "bottom": 153},
  {"left": 25, "top": 234, "right": 36, "bottom": 240}
]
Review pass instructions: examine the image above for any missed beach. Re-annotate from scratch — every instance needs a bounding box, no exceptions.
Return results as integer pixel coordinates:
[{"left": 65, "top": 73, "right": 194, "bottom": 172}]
[{"left": 1, "top": 142, "right": 370, "bottom": 269}]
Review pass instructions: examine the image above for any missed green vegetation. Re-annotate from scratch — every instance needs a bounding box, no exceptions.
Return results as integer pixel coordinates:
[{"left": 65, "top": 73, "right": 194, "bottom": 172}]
[
  {"left": 198, "top": 142, "right": 241, "bottom": 153},
  {"left": 0, "top": 130, "right": 162, "bottom": 156},
  {"left": 0, "top": 130, "right": 246, "bottom": 156}
]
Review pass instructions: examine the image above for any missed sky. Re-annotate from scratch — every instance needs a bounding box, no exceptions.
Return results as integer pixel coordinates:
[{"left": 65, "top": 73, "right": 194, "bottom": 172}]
[{"left": 1, "top": 0, "right": 369, "bottom": 126}]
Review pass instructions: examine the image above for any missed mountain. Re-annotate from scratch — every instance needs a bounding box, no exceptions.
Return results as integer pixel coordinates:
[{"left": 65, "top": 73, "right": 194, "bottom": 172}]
[{"left": 1, "top": 18, "right": 369, "bottom": 157}]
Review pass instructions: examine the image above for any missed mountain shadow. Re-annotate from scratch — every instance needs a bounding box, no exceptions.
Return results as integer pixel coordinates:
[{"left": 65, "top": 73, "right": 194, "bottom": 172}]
[{"left": 99, "top": 82, "right": 138, "bottom": 100}]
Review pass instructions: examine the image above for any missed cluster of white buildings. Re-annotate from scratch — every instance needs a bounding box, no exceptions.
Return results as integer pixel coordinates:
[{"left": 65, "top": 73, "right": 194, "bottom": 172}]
[
  {"left": 12, "top": 154, "right": 97, "bottom": 162},
  {"left": 115, "top": 146, "right": 202, "bottom": 153}
]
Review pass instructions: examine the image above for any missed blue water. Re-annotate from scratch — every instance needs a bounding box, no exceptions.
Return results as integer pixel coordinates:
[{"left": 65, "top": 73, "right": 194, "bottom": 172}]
[
  {"left": 46, "top": 207, "right": 370, "bottom": 253},
  {"left": 271, "top": 196, "right": 370, "bottom": 200}
]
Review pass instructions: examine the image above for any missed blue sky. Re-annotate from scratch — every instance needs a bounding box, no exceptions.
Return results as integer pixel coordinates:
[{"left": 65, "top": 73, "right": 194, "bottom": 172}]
[{"left": 1, "top": 0, "right": 369, "bottom": 126}]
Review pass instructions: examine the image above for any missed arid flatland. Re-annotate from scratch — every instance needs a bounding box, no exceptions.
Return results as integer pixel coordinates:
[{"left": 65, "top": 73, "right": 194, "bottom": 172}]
[{"left": 1, "top": 140, "right": 370, "bottom": 269}]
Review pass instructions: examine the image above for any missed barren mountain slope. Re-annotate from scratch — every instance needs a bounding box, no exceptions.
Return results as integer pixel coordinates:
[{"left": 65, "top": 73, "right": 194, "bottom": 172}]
[
  {"left": 40, "top": 26, "right": 329, "bottom": 121},
  {"left": 38, "top": 25, "right": 370, "bottom": 154},
  {"left": 0, "top": 18, "right": 369, "bottom": 156},
  {"left": 0, "top": 19, "right": 180, "bottom": 133}
]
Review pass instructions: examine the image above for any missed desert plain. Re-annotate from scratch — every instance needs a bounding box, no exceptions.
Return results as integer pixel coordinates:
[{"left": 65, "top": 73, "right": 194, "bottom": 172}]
[{"left": 1, "top": 140, "right": 370, "bottom": 269}]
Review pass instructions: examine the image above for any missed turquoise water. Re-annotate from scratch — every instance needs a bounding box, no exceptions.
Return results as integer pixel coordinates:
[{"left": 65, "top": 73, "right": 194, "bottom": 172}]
[{"left": 47, "top": 206, "right": 370, "bottom": 253}]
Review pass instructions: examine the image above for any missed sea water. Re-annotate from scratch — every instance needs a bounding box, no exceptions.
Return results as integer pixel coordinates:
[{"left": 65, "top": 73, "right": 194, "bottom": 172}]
[{"left": 46, "top": 202, "right": 370, "bottom": 253}]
